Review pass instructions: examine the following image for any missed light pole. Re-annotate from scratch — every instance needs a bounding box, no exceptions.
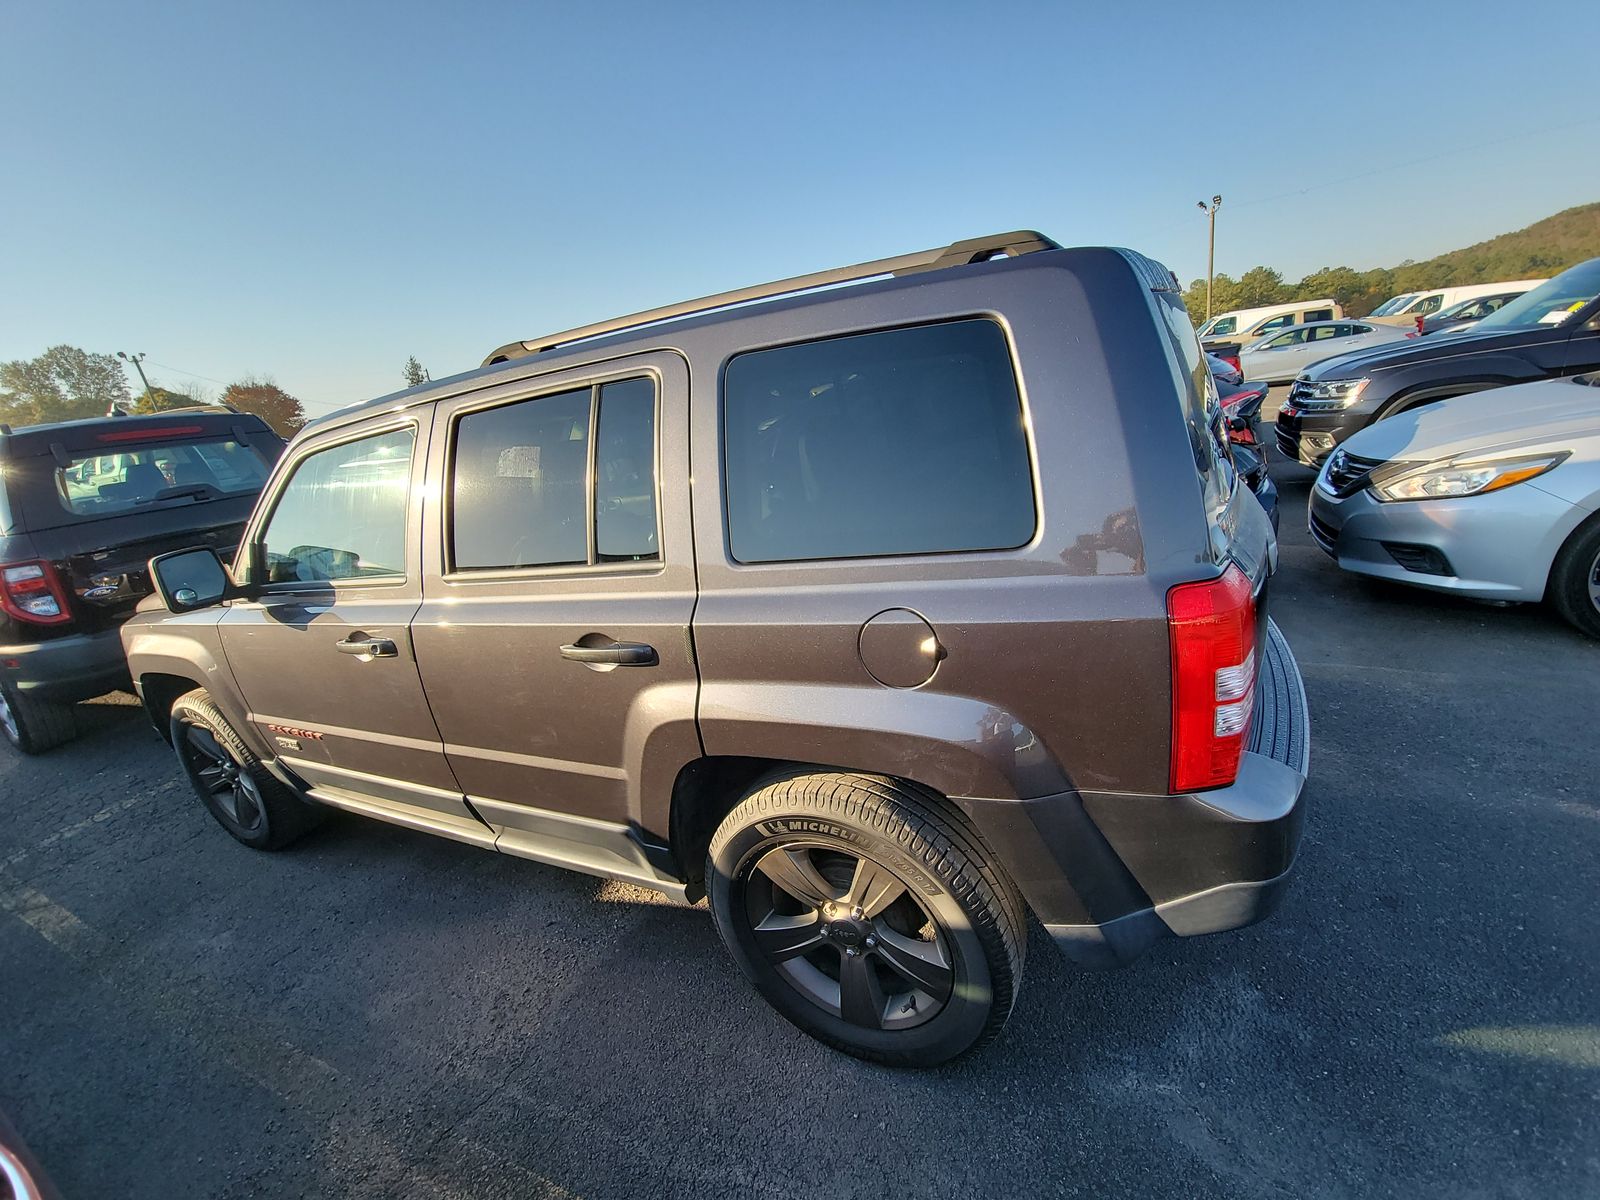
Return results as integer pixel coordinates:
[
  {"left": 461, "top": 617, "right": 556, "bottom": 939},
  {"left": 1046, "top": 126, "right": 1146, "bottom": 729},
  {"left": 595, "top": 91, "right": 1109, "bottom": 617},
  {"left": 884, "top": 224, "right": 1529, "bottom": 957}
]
[
  {"left": 1196, "top": 195, "right": 1222, "bottom": 321},
  {"left": 116, "top": 351, "right": 154, "bottom": 408}
]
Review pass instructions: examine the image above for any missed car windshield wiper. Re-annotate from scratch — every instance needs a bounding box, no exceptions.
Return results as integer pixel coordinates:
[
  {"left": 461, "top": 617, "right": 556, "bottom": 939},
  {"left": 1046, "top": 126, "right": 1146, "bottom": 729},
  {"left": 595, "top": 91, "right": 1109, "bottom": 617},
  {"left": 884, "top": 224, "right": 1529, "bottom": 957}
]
[{"left": 147, "top": 484, "right": 224, "bottom": 504}]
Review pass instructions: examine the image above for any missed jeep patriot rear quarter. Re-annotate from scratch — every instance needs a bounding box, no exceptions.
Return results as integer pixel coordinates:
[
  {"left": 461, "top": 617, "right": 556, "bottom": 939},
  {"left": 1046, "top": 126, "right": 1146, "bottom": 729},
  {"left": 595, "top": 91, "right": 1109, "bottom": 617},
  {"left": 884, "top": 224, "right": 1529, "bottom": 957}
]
[{"left": 124, "top": 232, "right": 1309, "bottom": 1065}]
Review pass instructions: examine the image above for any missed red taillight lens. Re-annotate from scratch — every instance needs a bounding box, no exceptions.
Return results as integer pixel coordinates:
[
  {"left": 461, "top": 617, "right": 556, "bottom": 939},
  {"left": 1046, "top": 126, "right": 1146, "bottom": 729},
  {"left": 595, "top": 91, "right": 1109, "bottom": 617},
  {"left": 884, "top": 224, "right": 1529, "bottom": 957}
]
[
  {"left": 1, "top": 561, "right": 74, "bottom": 626},
  {"left": 1168, "top": 563, "right": 1257, "bottom": 792}
]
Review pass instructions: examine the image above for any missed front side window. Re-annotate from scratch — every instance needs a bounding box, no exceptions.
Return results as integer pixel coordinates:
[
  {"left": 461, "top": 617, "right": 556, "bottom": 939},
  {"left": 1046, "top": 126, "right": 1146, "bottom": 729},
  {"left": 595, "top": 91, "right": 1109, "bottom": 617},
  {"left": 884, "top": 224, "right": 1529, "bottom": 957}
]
[
  {"left": 1408, "top": 294, "right": 1444, "bottom": 316},
  {"left": 1254, "top": 314, "right": 1295, "bottom": 335},
  {"left": 1202, "top": 316, "right": 1237, "bottom": 336},
  {"left": 723, "top": 320, "right": 1035, "bottom": 564},
  {"left": 260, "top": 427, "right": 414, "bottom": 583},
  {"left": 1265, "top": 329, "right": 1307, "bottom": 348},
  {"left": 450, "top": 377, "right": 660, "bottom": 571}
]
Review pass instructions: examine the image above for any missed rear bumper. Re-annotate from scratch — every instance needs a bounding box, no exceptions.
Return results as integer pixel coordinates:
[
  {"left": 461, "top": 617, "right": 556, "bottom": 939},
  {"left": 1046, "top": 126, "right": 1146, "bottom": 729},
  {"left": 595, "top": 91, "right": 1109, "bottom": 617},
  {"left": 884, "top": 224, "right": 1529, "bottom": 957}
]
[
  {"left": 959, "top": 619, "right": 1310, "bottom": 969},
  {"left": 0, "top": 629, "right": 129, "bottom": 702}
]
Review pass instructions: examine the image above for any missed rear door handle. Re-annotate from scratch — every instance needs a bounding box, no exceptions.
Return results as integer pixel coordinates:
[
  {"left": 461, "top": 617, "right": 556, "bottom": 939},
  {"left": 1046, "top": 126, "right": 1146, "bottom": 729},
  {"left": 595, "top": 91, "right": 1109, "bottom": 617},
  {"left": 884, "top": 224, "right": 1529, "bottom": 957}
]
[
  {"left": 336, "top": 634, "right": 398, "bottom": 658},
  {"left": 559, "top": 640, "right": 658, "bottom": 666}
]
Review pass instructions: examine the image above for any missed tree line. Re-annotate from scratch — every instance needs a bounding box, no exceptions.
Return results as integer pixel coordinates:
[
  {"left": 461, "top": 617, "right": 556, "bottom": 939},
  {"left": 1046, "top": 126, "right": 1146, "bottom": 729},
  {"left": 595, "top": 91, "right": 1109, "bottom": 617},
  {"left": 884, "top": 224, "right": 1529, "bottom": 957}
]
[
  {"left": 1182, "top": 201, "right": 1600, "bottom": 324},
  {"left": 0, "top": 345, "right": 307, "bottom": 436}
]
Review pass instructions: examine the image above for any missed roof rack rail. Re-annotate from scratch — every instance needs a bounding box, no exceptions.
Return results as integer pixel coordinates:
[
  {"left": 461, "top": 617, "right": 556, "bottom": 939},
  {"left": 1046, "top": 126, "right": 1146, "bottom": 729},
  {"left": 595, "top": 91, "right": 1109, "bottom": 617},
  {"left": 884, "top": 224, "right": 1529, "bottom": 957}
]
[{"left": 483, "top": 230, "right": 1060, "bottom": 365}]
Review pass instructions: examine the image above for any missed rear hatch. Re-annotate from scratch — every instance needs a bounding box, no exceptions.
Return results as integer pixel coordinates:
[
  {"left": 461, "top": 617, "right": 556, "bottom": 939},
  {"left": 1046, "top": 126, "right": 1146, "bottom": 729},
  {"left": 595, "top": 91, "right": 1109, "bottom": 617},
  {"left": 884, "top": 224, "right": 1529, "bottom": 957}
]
[{"left": 5, "top": 420, "right": 282, "bottom": 633}]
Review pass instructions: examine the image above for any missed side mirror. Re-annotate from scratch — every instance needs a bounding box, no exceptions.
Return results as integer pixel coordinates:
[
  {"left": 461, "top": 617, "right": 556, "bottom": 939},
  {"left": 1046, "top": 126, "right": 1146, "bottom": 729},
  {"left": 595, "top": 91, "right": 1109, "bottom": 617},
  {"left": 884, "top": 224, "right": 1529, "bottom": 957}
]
[{"left": 148, "top": 546, "right": 236, "bottom": 613}]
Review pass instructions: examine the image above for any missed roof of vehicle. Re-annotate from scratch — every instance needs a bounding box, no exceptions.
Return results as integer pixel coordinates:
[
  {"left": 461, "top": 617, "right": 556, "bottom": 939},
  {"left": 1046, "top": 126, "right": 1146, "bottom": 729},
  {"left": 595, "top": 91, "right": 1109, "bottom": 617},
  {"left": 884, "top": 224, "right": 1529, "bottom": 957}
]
[
  {"left": 0, "top": 407, "right": 272, "bottom": 461},
  {"left": 1203, "top": 298, "right": 1341, "bottom": 328},
  {"left": 301, "top": 231, "right": 1182, "bottom": 438}
]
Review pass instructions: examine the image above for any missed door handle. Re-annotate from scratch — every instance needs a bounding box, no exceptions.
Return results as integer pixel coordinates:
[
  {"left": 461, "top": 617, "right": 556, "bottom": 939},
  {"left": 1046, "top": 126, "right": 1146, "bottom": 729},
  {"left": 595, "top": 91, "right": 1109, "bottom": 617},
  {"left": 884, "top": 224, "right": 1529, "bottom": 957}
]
[
  {"left": 559, "top": 640, "right": 658, "bottom": 666},
  {"left": 336, "top": 634, "right": 398, "bottom": 658}
]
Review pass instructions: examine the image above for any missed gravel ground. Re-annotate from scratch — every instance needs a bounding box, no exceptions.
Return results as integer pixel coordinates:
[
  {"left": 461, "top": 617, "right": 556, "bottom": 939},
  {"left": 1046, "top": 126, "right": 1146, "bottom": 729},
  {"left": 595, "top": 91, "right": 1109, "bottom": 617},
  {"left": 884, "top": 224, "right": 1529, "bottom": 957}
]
[{"left": 3, "top": 455, "right": 1596, "bottom": 1199}]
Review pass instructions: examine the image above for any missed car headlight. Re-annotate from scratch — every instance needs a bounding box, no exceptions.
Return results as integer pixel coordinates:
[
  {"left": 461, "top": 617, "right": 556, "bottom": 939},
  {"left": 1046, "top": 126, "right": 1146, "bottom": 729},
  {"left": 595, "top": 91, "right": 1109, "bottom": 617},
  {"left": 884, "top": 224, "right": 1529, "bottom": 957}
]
[
  {"left": 1368, "top": 452, "right": 1570, "bottom": 502},
  {"left": 1296, "top": 378, "right": 1369, "bottom": 411}
]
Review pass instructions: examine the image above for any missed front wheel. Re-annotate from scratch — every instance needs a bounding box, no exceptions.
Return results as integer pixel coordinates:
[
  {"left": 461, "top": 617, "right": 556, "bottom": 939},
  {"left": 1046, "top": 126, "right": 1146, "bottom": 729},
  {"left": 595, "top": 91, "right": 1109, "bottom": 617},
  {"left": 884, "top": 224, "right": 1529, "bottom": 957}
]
[
  {"left": 708, "top": 772, "right": 1026, "bottom": 1067},
  {"left": 1549, "top": 515, "right": 1600, "bottom": 639},
  {"left": 170, "top": 689, "right": 323, "bottom": 849}
]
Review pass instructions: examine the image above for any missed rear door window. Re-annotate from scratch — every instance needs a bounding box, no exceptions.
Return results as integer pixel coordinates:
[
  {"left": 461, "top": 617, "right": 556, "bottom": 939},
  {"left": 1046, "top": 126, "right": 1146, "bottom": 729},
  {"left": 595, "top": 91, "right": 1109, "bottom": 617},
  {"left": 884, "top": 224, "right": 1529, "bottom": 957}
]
[
  {"left": 449, "top": 377, "right": 660, "bottom": 571},
  {"left": 722, "top": 320, "right": 1035, "bottom": 563}
]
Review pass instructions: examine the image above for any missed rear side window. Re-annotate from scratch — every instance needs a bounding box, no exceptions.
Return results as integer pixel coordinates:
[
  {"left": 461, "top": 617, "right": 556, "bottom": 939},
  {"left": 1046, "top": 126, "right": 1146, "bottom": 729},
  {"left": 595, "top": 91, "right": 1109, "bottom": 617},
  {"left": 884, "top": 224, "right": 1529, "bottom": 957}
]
[
  {"left": 450, "top": 377, "right": 660, "bottom": 571},
  {"left": 260, "top": 427, "right": 414, "bottom": 583},
  {"left": 1303, "top": 308, "right": 1333, "bottom": 323},
  {"left": 722, "top": 320, "right": 1035, "bottom": 564}
]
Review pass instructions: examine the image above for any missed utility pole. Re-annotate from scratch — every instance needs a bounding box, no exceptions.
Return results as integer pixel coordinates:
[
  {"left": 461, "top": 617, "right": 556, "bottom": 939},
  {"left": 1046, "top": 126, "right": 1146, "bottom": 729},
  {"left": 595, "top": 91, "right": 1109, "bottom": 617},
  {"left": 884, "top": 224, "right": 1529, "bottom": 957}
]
[
  {"left": 116, "top": 351, "right": 154, "bottom": 409},
  {"left": 1196, "top": 195, "right": 1222, "bottom": 320}
]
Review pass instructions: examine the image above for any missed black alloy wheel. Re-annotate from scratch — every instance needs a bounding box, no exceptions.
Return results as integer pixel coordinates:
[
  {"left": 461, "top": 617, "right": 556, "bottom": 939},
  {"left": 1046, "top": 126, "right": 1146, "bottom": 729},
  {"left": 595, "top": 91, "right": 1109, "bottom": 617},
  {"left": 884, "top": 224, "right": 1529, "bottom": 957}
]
[
  {"left": 179, "top": 723, "right": 266, "bottom": 835},
  {"left": 741, "top": 841, "right": 954, "bottom": 1031}
]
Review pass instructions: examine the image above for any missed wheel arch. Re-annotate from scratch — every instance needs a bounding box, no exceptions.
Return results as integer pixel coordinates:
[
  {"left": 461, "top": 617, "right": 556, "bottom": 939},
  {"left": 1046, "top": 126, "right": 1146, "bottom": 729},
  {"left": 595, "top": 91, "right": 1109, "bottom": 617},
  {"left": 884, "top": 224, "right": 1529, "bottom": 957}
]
[{"left": 137, "top": 671, "right": 206, "bottom": 743}]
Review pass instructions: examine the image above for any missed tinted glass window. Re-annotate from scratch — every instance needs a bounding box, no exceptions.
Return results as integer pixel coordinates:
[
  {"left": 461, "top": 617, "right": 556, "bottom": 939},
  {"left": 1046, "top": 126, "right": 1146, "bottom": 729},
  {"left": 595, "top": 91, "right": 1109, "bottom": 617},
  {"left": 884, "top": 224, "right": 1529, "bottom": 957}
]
[
  {"left": 723, "top": 320, "right": 1035, "bottom": 563},
  {"left": 1303, "top": 308, "right": 1333, "bottom": 322},
  {"left": 594, "top": 378, "right": 659, "bottom": 562},
  {"left": 1204, "top": 316, "right": 1237, "bottom": 336},
  {"left": 1254, "top": 315, "right": 1294, "bottom": 334},
  {"left": 261, "top": 428, "right": 413, "bottom": 583},
  {"left": 54, "top": 437, "right": 271, "bottom": 517},
  {"left": 452, "top": 387, "right": 590, "bottom": 571}
]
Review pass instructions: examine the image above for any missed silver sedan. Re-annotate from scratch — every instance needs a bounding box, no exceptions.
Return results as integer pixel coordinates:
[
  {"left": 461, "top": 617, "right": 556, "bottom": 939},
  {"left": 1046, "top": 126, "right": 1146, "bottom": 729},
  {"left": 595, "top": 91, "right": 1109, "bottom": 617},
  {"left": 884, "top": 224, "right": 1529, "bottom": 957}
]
[
  {"left": 1307, "top": 376, "right": 1600, "bottom": 637},
  {"left": 1239, "top": 319, "right": 1409, "bottom": 384}
]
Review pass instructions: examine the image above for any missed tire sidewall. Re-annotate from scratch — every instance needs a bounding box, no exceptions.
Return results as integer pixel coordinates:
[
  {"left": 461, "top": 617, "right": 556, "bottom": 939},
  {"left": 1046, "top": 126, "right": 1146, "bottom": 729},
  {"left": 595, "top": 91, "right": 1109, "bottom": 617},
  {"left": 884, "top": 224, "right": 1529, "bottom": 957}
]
[
  {"left": 710, "top": 805, "right": 997, "bottom": 1066},
  {"left": 170, "top": 695, "right": 277, "bottom": 848},
  {"left": 0, "top": 683, "right": 23, "bottom": 751}
]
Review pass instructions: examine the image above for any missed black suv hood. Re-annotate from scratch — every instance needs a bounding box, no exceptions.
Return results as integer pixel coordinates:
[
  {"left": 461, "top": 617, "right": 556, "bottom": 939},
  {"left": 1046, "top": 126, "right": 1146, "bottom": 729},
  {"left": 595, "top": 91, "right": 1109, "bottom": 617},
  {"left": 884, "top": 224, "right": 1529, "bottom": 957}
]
[{"left": 1300, "top": 323, "right": 1569, "bottom": 383}]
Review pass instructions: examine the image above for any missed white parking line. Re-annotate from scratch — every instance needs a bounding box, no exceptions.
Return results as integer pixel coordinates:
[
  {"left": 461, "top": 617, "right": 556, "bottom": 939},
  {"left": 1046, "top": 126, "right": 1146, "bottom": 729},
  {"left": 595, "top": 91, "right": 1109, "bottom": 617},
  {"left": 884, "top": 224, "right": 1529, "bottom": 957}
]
[{"left": 2, "top": 791, "right": 162, "bottom": 870}]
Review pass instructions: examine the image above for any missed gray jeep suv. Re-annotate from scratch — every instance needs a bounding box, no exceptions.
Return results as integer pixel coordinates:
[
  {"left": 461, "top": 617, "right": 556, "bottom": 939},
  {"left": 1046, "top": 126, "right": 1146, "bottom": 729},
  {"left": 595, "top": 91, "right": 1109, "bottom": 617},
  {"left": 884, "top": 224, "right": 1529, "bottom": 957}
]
[{"left": 123, "top": 232, "right": 1311, "bottom": 1066}]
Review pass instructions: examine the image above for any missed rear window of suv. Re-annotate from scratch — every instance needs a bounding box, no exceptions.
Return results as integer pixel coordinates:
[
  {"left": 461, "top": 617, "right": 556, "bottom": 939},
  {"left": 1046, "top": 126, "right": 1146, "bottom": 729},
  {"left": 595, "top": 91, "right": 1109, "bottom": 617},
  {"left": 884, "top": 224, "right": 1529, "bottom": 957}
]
[
  {"left": 721, "top": 319, "right": 1036, "bottom": 564},
  {"left": 55, "top": 436, "right": 272, "bottom": 517}
]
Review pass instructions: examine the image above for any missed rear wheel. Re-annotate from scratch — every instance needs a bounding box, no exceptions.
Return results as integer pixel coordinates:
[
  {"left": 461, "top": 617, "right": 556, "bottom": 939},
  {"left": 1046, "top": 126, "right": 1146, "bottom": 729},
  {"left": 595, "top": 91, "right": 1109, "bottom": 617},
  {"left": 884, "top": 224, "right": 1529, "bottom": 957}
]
[
  {"left": 708, "top": 771, "right": 1026, "bottom": 1067},
  {"left": 170, "top": 689, "right": 322, "bottom": 849},
  {"left": 0, "top": 683, "right": 78, "bottom": 755},
  {"left": 1549, "top": 515, "right": 1600, "bottom": 639}
]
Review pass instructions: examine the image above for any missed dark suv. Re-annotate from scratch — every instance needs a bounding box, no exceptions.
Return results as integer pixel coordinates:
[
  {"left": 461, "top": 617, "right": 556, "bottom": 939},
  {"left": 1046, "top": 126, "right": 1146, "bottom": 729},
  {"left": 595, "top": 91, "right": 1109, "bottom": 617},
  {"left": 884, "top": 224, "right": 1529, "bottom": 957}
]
[
  {"left": 0, "top": 409, "right": 284, "bottom": 752},
  {"left": 123, "top": 232, "right": 1310, "bottom": 1066},
  {"left": 1278, "top": 258, "right": 1600, "bottom": 466}
]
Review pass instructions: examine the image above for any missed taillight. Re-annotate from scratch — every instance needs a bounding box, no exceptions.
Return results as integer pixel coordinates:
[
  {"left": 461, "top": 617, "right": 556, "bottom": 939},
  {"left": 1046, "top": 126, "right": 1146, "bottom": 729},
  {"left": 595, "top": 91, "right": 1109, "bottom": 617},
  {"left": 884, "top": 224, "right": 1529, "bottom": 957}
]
[
  {"left": 1168, "top": 563, "right": 1257, "bottom": 792},
  {"left": 1, "top": 561, "right": 74, "bottom": 626}
]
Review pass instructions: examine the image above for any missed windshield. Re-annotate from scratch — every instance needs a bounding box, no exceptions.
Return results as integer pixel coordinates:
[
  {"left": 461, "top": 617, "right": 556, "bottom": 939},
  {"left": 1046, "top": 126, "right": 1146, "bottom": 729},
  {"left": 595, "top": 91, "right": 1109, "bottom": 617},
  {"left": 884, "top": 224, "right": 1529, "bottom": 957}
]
[
  {"left": 1473, "top": 260, "right": 1600, "bottom": 333},
  {"left": 1370, "top": 294, "right": 1417, "bottom": 316},
  {"left": 56, "top": 437, "right": 271, "bottom": 517}
]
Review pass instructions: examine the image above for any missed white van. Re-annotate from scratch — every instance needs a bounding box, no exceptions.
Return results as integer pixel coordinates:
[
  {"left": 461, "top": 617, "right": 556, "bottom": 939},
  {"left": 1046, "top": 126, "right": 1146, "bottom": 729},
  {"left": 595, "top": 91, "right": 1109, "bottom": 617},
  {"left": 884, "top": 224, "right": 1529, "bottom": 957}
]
[
  {"left": 1197, "top": 298, "right": 1344, "bottom": 348},
  {"left": 1365, "top": 279, "right": 1547, "bottom": 327}
]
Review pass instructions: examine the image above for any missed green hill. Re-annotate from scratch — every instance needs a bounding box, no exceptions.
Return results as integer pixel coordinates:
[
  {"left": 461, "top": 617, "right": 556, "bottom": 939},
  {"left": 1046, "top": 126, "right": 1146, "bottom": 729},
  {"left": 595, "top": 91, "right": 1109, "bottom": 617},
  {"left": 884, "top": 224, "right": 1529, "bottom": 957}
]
[{"left": 1186, "top": 202, "right": 1600, "bottom": 322}]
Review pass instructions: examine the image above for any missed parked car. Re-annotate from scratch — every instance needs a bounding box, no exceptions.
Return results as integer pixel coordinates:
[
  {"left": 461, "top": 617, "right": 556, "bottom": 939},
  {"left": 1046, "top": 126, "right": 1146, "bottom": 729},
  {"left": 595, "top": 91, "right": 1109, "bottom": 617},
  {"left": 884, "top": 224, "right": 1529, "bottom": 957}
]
[
  {"left": 1238, "top": 319, "right": 1409, "bottom": 384},
  {"left": 1277, "top": 257, "right": 1600, "bottom": 466},
  {"left": 1197, "top": 298, "right": 1343, "bottom": 355},
  {"left": 1365, "top": 279, "right": 1547, "bottom": 328},
  {"left": 1309, "top": 375, "right": 1600, "bottom": 637},
  {"left": 121, "top": 231, "right": 1309, "bottom": 1067},
  {"left": 1412, "top": 291, "right": 1529, "bottom": 337},
  {"left": 0, "top": 409, "right": 285, "bottom": 753},
  {"left": 1207, "top": 352, "right": 1243, "bottom": 386}
]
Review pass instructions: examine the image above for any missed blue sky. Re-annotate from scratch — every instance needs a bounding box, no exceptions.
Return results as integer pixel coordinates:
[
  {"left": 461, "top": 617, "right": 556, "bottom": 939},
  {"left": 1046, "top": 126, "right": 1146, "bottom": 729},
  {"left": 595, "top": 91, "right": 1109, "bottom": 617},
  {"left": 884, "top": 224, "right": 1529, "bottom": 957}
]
[{"left": 4, "top": 1, "right": 1598, "bottom": 414}]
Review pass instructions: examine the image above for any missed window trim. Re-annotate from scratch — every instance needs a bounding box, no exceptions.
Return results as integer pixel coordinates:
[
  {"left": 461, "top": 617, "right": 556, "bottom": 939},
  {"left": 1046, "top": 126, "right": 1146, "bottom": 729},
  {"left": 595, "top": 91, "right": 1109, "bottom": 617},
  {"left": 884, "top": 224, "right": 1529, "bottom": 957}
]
[
  {"left": 242, "top": 418, "right": 421, "bottom": 594},
  {"left": 718, "top": 315, "right": 1040, "bottom": 567},
  {"left": 440, "top": 370, "right": 664, "bottom": 579}
]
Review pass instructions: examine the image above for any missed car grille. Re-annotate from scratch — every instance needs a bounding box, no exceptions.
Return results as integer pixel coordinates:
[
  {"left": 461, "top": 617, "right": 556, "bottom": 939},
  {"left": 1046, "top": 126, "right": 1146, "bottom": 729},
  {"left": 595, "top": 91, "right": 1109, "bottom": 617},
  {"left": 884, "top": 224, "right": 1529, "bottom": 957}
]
[
  {"left": 1308, "top": 510, "right": 1339, "bottom": 556},
  {"left": 1275, "top": 425, "right": 1299, "bottom": 458},
  {"left": 1320, "top": 448, "right": 1387, "bottom": 498}
]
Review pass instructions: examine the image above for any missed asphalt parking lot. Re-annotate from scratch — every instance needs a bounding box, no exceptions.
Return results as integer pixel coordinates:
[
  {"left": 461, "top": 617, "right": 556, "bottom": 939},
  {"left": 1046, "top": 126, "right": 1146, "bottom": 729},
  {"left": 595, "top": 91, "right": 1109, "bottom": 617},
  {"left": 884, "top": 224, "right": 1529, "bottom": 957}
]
[{"left": 3, "top": 450, "right": 1596, "bottom": 1200}]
